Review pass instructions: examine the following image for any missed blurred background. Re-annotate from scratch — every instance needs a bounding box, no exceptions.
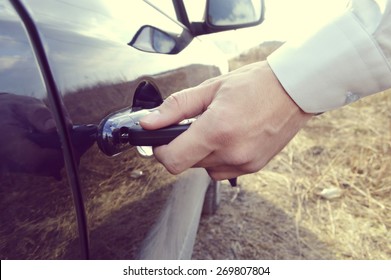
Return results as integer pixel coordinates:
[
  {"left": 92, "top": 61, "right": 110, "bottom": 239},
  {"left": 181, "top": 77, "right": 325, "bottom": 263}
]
[
  {"left": 192, "top": 0, "right": 391, "bottom": 260},
  {"left": 204, "top": 0, "right": 348, "bottom": 57}
]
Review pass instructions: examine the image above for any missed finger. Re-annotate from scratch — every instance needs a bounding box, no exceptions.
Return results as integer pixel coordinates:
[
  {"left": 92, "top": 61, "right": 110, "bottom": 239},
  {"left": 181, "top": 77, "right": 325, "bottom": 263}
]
[
  {"left": 140, "top": 82, "right": 220, "bottom": 130},
  {"left": 152, "top": 111, "right": 216, "bottom": 174}
]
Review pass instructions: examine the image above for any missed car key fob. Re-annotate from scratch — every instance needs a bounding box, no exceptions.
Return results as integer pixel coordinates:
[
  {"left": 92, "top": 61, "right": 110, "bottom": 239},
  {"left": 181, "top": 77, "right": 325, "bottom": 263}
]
[
  {"left": 127, "top": 119, "right": 192, "bottom": 146},
  {"left": 98, "top": 108, "right": 195, "bottom": 156}
]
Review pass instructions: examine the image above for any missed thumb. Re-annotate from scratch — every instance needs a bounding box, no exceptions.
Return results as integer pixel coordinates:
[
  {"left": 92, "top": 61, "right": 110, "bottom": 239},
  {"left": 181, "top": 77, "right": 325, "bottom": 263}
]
[{"left": 140, "top": 85, "right": 216, "bottom": 130}]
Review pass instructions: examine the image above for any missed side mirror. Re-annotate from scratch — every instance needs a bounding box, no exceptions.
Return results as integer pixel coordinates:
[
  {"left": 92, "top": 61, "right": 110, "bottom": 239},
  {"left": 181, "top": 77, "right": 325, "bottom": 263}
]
[
  {"left": 129, "top": 25, "right": 176, "bottom": 54},
  {"left": 188, "top": 0, "right": 264, "bottom": 35},
  {"left": 129, "top": 25, "right": 192, "bottom": 54},
  {"left": 207, "top": 0, "right": 263, "bottom": 28}
]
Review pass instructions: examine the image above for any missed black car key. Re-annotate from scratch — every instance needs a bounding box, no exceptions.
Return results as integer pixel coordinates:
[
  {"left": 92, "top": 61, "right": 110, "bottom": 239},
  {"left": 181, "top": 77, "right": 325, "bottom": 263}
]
[{"left": 126, "top": 119, "right": 192, "bottom": 146}]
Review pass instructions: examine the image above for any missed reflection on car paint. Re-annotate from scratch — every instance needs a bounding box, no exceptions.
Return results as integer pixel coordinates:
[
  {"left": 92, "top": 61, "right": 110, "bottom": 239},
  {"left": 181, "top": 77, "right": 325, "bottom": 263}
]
[{"left": 0, "top": 0, "right": 228, "bottom": 259}]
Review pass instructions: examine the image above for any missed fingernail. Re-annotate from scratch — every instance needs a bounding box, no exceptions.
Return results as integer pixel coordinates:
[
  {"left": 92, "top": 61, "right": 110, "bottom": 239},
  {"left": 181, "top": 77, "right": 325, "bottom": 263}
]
[{"left": 140, "top": 110, "right": 161, "bottom": 125}]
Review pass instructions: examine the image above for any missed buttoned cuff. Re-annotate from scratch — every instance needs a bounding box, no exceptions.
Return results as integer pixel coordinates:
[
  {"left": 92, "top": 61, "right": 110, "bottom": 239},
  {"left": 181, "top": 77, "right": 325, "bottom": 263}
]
[{"left": 267, "top": 11, "right": 391, "bottom": 113}]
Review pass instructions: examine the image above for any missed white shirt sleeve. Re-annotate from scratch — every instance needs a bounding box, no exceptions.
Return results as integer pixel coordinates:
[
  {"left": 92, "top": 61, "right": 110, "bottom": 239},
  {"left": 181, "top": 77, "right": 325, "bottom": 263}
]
[{"left": 267, "top": 0, "right": 391, "bottom": 113}]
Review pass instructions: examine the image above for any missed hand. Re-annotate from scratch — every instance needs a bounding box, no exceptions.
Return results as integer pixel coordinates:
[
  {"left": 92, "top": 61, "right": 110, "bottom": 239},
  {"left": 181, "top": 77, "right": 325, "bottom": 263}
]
[
  {"left": 140, "top": 61, "right": 313, "bottom": 180},
  {"left": 0, "top": 93, "right": 69, "bottom": 179}
]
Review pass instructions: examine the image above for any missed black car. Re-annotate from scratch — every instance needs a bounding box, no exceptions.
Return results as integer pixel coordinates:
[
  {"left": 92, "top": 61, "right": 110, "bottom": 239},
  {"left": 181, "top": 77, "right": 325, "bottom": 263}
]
[{"left": 0, "top": 0, "right": 264, "bottom": 259}]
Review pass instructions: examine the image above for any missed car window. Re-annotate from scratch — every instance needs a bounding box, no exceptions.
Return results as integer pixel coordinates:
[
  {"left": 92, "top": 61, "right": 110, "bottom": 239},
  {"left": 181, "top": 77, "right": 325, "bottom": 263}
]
[
  {"left": 146, "top": 0, "right": 207, "bottom": 26},
  {"left": 145, "top": 0, "right": 178, "bottom": 21},
  {"left": 183, "top": 0, "right": 207, "bottom": 22}
]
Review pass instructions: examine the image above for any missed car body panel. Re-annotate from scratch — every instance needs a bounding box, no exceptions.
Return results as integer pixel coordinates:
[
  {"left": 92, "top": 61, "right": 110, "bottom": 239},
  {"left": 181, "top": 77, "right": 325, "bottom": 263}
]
[
  {"left": 0, "top": 1, "right": 81, "bottom": 259},
  {"left": 1, "top": 0, "right": 227, "bottom": 259}
]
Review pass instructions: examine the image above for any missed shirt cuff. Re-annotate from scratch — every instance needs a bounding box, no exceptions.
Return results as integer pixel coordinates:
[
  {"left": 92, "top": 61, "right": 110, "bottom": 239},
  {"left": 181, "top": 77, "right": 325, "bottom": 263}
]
[{"left": 267, "top": 11, "right": 391, "bottom": 113}]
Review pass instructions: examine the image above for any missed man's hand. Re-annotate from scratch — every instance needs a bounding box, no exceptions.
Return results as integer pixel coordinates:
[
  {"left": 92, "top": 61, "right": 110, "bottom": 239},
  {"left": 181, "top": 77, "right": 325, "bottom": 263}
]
[{"left": 140, "top": 61, "right": 313, "bottom": 180}]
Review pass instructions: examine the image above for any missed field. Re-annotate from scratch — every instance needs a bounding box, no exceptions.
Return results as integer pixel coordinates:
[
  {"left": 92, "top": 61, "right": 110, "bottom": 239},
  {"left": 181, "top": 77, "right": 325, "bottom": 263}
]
[{"left": 192, "top": 42, "right": 391, "bottom": 259}]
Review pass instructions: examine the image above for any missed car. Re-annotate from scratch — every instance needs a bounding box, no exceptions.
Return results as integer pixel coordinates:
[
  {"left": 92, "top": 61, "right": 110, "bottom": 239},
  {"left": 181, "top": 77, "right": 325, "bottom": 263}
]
[{"left": 0, "top": 0, "right": 264, "bottom": 259}]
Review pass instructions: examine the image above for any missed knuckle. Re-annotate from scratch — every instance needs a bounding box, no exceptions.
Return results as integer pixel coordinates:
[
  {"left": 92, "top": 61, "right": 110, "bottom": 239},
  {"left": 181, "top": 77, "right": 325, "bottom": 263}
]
[
  {"left": 165, "top": 93, "right": 182, "bottom": 108},
  {"left": 206, "top": 170, "right": 224, "bottom": 181},
  {"left": 241, "top": 164, "right": 260, "bottom": 174},
  {"left": 239, "top": 158, "right": 265, "bottom": 175},
  {"left": 228, "top": 149, "right": 252, "bottom": 167},
  {"left": 210, "top": 121, "right": 234, "bottom": 146},
  {"left": 165, "top": 162, "right": 183, "bottom": 175},
  {"left": 163, "top": 92, "right": 188, "bottom": 118},
  {"left": 152, "top": 148, "right": 179, "bottom": 175}
]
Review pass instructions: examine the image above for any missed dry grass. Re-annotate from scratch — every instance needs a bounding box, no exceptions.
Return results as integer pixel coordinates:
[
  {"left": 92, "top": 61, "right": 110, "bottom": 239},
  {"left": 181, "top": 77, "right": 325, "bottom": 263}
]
[{"left": 192, "top": 42, "right": 391, "bottom": 259}]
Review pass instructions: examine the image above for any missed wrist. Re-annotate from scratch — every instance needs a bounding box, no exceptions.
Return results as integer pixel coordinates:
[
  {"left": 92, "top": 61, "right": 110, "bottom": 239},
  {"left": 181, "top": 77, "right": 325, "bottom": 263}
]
[{"left": 263, "top": 61, "right": 313, "bottom": 120}]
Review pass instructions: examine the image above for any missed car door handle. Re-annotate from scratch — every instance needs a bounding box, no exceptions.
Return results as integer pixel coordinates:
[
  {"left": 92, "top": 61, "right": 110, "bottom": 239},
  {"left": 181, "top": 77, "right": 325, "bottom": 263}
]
[
  {"left": 120, "top": 118, "right": 192, "bottom": 146},
  {"left": 97, "top": 108, "right": 193, "bottom": 157}
]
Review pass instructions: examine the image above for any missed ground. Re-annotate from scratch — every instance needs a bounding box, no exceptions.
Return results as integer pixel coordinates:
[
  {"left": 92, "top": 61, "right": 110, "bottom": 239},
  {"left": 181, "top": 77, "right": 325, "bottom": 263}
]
[{"left": 192, "top": 42, "right": 391, "bottom": 260}]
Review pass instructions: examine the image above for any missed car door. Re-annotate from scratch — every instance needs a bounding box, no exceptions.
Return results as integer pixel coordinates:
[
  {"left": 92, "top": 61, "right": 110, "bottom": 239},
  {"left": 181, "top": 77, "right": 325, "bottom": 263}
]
[
  {"left": 0, "top": 0, "right": 84, "bottom": 259},
  {"left": 7, "top": 0, "right": 228, "bottom": 259}
]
